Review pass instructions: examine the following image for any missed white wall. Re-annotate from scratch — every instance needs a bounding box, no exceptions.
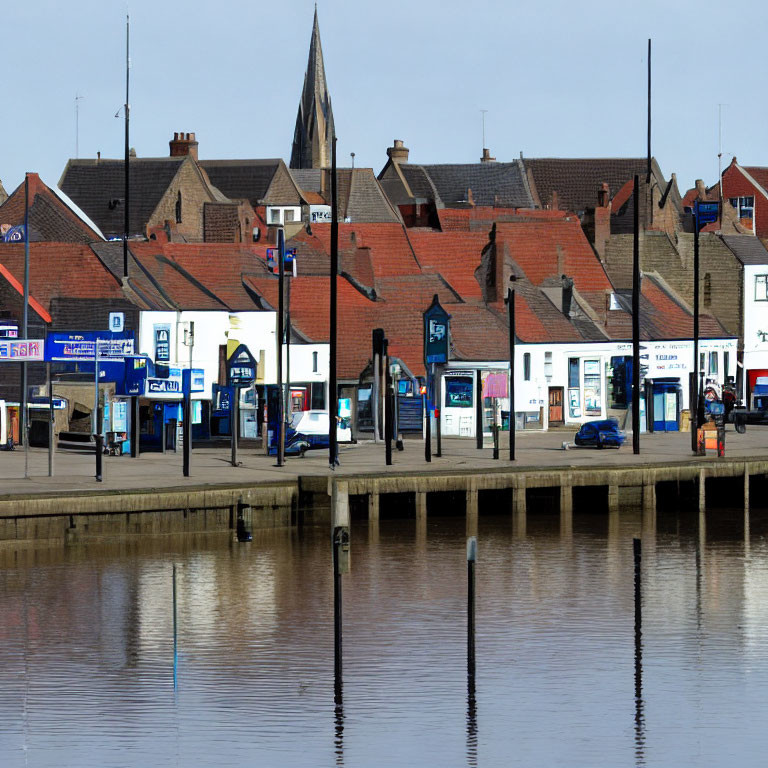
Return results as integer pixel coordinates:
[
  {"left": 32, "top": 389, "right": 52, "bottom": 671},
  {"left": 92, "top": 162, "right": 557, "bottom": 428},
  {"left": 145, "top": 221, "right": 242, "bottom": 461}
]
[
  {"left": 138, "top": 310, "right": 329, "bottom": 400},
  {"left": 743, "top": 265, "right": 768, "bottom": 389}
]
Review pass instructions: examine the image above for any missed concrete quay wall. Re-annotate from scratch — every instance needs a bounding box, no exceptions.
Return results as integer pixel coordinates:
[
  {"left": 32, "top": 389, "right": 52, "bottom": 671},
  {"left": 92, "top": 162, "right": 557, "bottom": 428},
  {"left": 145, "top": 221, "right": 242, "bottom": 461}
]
[{"left": 1, "top": 456, "right": 767, "bottom": 542}]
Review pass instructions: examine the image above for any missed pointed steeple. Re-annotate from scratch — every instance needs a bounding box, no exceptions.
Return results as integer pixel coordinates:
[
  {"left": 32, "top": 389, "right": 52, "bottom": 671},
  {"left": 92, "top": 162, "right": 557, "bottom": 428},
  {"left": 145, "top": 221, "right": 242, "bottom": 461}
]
[{"left": 290, "top": 7, "right": 335, "bottom": 169}]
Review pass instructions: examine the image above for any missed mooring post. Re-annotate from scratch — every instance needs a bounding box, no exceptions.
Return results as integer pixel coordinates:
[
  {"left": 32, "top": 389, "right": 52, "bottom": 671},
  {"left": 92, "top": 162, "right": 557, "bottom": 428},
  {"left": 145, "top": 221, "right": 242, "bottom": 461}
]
[
  {"left": 633, "top": 536, "right": 644, "bottom": 750},
  {"left": 744, "top": 465, "right": 750, "bottom": 513},
  {"left": 608, "top": 482, "right": 620, "bottom": 514},
  {"left": 467, "top": 536, "right": 477, "bottom": 677},
  {"left": 559, "top": 483, "right": 573, "bottom": 538},
  {"left": 95, "top": 433, "right": 103, "bottom": 482},
  {"left": 466, "top": 481, "right": 479, "bottom": 537},
  {"left": 172, "top": 563, "right": 178, "bottom": 689},
  {"left": 368, "top": 489, "right": 380, "bottom": 523},
  {"left": 332, "top": 480, "right": 350, "bottom": 698},
  {"left": 698, "top": 468, "right": 706, "bottom": 514}
]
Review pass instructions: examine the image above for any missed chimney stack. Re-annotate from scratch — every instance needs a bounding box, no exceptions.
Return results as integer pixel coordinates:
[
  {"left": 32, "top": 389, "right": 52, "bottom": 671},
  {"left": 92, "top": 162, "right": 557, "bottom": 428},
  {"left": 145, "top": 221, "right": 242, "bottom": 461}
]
[
  {"left": 597, "top": 181, "right": 609, "bottom": 208},
  {"left": 169, "top": 131, "right": 199, "bottom": 161},
  {"left": 480, "top": 148, "right": 496, "bottom": 163},
  {"left": 387, "top": 139, "right": 409, "bottom": 164}
]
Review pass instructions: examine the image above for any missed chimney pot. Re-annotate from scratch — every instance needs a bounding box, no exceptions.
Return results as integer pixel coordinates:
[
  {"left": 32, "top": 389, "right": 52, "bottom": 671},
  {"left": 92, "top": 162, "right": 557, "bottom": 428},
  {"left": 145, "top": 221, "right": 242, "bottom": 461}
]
[
  {"left": 387, "top": 139, "right": 410, "bottom": 164},
  {"left": 480, "top": 148, "right": 496, "bottom": 163}
]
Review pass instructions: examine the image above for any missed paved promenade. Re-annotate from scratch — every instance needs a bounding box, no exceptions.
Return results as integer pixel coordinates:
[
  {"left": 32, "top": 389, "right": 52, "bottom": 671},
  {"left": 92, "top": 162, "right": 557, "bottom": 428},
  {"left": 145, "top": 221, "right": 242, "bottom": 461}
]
[{"left": 1, "top": 425, "right": 766, "bottom": 497}]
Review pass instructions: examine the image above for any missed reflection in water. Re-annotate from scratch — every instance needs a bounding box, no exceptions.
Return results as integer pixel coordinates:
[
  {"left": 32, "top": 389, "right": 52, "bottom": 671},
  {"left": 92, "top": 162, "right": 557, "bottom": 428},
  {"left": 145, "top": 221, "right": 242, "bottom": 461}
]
[
  {"left": 633, "top": 538, "right": 645, "bottom": 767},
  {"left": 2, "top": 510, "right": 768, "bottom": 766}
]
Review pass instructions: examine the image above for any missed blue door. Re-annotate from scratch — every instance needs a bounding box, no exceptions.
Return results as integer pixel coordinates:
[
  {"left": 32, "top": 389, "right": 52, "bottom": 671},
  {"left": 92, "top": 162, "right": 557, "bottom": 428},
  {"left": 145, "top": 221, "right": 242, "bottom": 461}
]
[{"left": 652, "top": 382, "right": 679, "bottom": 431}]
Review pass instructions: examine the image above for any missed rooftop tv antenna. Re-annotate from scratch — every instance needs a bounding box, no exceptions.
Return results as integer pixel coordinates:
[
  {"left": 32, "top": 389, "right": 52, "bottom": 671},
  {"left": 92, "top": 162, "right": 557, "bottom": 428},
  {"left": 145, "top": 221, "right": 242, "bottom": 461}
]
[
  {"left": 75, "top": 94, "right": 84, "bottom": 157},
  {"left": 480, "top": 109, "right": 488, "bottom": 150}
]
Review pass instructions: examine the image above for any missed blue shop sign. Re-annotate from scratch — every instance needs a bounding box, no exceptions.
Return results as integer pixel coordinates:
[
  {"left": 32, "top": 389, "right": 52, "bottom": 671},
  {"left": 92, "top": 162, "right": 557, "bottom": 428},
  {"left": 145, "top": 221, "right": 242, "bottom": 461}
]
[
  {"left": 46, "top": 331, "right": 135, "bottom": 362},
  {"left": 182, "top": 368, "right": 205, "bottom": 395}
]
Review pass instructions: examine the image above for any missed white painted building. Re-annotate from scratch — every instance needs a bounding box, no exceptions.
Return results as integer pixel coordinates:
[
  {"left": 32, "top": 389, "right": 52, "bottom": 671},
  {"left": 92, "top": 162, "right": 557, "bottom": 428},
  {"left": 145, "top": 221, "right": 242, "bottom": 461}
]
[{"left": 741, "top": 262, "right": 768, "bottom": 405}]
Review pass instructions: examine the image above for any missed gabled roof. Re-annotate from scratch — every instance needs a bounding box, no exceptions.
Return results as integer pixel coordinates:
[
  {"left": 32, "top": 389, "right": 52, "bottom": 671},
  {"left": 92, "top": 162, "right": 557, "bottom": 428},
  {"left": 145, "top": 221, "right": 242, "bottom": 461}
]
[
  {"left": 290, "top": 168, "right": 401, "bottom": 222},
  {"left": 0, "top": 173, "right": 104, "bottom": 243},
  {"left": 394, "top": 161, "right": 533, "bottom": 209},
  {"left": 721, "top": 234, "right": 768, "bottom": 265},
  {"left": 59, "top": 157, "right": 190, "bottom": 238},
  {"left": 0, "top": 243, "right": 123, "bottom": 316},
  {"left": 523, "top": 157, "right": 649, "bottom": 214},
  {"left": 199, "top": 159, "right": 302, "bottom": 205}
]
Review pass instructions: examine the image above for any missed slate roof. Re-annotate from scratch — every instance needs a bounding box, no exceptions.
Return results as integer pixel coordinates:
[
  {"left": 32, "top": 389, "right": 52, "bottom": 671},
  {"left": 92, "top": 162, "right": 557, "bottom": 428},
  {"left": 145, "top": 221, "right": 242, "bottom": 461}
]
[
  {"left": 721, "top": 234, "right": 768, "bottom": 265},
  {"left": 59, "top": 157, "right": 188, "bottom": 238},
  {"left": 395, "top": 161, "right": 533, "bottom": 209},
  {"left": 198, "top": 159, "right": 281, "bottom": 203},
  {"left": 523, "top": 158, "right": 648, "bottom": 214},
  {"left": 0, "top": 173, "right": 103, "bottom": 243}
]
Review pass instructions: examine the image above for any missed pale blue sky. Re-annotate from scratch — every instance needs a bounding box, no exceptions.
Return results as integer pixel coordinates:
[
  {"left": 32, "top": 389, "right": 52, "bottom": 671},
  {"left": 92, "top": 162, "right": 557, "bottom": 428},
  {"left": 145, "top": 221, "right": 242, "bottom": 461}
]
[{"left": 2, "top": 0, "right": 765, "bottom": 196}]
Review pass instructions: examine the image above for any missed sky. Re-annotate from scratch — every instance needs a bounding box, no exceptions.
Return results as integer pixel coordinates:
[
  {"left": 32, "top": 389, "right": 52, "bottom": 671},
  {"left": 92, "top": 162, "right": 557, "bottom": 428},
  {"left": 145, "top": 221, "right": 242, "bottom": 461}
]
[{"left": 1, "top": 0, "right": 766, "bottom": 197}]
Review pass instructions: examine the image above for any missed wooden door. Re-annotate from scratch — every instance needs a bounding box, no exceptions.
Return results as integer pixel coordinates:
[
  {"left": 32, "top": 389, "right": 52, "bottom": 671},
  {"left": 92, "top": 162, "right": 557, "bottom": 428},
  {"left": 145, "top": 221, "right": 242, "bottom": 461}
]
[{"left": 548, "top": 387, "right": 564, "bottom": 425}]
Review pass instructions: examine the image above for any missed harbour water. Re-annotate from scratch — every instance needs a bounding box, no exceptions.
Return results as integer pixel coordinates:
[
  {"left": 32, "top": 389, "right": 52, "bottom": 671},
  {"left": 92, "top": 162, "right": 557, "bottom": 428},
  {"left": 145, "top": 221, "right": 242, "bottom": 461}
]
[{"left": 2, "top": 506, "right": 767, "bottom": 767}]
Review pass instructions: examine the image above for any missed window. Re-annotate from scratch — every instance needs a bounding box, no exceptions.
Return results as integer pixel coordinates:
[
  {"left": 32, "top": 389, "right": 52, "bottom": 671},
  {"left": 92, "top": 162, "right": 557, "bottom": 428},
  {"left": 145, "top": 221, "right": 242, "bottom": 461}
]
[
  {"left": 730, "top": 196, "right": 754, "bottom": 222},
  {"left": 312, "top": 351, "right": 318, "bottom": 373},
  {"left": 523, "top": 353, "right": 531, "bottom": 381},
  {"left": 700, "top": 352, "right": 706, "bottom": 373},
  {"left": 755, "top": 275, "right": 768, "bottom": 301},
  {"left": 709, "top": 351, "right": 718, "bottom": 375},
  {"left": 175, "top": 191, "right": 182, "bottom": 224},
  {"left": 724, "top": 351, "right": 730, "bottom": 379},
  {"left": 445, "top": 377, "right": 473, "bottom": 408},
  {"left": 568, "top": 358, "right": 579, "bottom": 388},
  {"left": 269, "top": 208, "right": 281, "bottom": 225},
  {"left": 703, "top": 273, "right": 712, "bottom": 307},
  {"left": 284, "top": 209, "right": 296, "bottom": 223},
  {"left": 544, "top": 351, "right": 553, "bottom": 379},
  {"left": 583, "top": 359, "right": 602, "bottom": 415}
]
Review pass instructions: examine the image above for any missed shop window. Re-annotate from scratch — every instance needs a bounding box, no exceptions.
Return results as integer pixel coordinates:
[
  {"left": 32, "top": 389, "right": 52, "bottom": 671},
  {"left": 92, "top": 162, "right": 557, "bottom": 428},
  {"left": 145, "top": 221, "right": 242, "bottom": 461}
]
[
  {"left": 755, "top": 275, "right": 768, "bottom": 301},
  {"left": 446, "top": 377, "right": 473, "bottom": 408},
  {"left": 583, "top": 359, "right": 602, "bottom": 416},
  {"left": 523, "top": 353, "right": 531, "bottom": 381},
  {"left": 703, "top": 273, "right": 712, "bottom": 306},
  {"left": 568, "top": 358, "right": 579, "bottom": 388},
  {"left": 709, "top": 351, "right": 718, "bottom": 375}
]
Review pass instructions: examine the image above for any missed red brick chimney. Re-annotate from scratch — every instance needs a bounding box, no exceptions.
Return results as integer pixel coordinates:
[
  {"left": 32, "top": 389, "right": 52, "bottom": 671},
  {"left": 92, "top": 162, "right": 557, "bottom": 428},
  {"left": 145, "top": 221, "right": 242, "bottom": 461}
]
[
  {"left": 593, "top": 182, "right": 611, "bottom": 259},
  {"left": 169, "top": 132, "right": 199, "bottom": 161}
]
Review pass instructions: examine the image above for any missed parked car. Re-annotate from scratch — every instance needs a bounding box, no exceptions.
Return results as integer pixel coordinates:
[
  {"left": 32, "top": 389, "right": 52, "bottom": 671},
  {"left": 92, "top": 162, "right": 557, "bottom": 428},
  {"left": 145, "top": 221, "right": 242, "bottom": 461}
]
[
  {"left": 573, "top": 418, "right": 625, "bottom": 448},
  {"left": 269, "top": 410, "right": 352, "bottom": 456}
]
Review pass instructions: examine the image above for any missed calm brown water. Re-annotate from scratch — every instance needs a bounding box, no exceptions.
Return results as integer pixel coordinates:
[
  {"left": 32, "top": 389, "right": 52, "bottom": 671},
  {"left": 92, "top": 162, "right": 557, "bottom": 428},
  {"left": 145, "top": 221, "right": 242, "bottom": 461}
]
[{"left": 1, "top": 509, "right": 768, "bottom": 767}]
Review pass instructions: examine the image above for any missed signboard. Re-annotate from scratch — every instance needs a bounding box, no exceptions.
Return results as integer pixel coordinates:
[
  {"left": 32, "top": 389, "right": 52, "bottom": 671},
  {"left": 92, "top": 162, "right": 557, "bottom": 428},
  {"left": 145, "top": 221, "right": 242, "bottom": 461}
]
[
  {"left": 148, "top": 366, "right": 182, "bottom": 394},
  {"left": 423, "top": 294, "right": 450, "bottom": 365},
  {"left": 182, "top": 368, "right": 205, "bottom": 395},
  {"left": 46, "top": 332, "right": 134, "bottom": 362},
  {"left": 266, "top": 248, "right": 297, "bottom": 276},
  {"left": 227, "top": 344, "right": 256, "bottom": 388},
  {"left": 113, "top": 400, "right": 128, "bottom": 431},
  {"left": 117, "top": 356, "right": 148, "bottom": 396},
  {"left": 154, "top": 324, "right": 171, "bottom": 363},
  {"left": 29, "top": 397, "right": 66, "bottom": 410},
  {"left": 695, "top": 201, "right": 720, "bottom": 230},
  {"left": 109, "top": 312, "right": 125, "bottom": 332},
  {"left": 309, "top": 205, "right": 332, "bottom": 223},
  {"left": 0, "top": 339, "right": 44, "bottom": 361},
  {"left": 1, "top": 225, "right": 25, "bottom": 243},
  {"left": 0, "top": 324, "right": 19, "bottom": 338},
  {"left": 192, "top": 400, "right": 202, "bottom": 424}
]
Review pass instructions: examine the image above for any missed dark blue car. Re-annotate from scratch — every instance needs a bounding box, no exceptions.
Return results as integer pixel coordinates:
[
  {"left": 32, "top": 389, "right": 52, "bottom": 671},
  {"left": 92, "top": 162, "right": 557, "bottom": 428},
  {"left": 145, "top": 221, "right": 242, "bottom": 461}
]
[{"left": 574, "top": 418, "right": 625, "bottom": 448}]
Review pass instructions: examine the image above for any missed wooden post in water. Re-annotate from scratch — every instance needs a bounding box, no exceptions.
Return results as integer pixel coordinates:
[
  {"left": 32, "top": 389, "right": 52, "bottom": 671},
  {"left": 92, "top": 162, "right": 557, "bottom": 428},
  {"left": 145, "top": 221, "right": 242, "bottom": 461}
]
[
  {"left": 467, "top": 536, "right": 477, "bottom": 677},
  {"left": 332, "top": 480, "right": 350, "bottom": 702},
  {"left": 633, "top": 536, "right": 645, "bottom": 754},
  {"left": 173, "top": 563, "right": 178, "bottom": 689}
]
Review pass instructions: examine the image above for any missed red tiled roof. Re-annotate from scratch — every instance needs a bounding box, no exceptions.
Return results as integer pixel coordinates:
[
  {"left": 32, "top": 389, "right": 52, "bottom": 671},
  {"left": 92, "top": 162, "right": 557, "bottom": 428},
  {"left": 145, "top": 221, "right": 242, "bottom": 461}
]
[
  {"left": 0, "top": 243, "right": 121, "bottom": 313},
  {"left": 742, "top": 166, "right": 768, "bottom": 193},
  {"left": 436, "top": 206, "right": 569, "bottom": 231}
]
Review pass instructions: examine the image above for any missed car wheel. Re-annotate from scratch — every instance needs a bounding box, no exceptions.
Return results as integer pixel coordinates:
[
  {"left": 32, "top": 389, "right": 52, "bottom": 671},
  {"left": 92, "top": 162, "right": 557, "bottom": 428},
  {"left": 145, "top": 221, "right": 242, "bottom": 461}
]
[{"left": 735, "top": 419, "right": 746, "bottom": 434}]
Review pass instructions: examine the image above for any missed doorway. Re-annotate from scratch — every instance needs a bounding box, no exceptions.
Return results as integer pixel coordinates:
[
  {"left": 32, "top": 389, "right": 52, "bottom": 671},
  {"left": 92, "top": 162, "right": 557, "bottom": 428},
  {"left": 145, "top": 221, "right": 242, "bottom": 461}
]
[{"left": 548, "top": 387, "right": 564, "bottom": 426}]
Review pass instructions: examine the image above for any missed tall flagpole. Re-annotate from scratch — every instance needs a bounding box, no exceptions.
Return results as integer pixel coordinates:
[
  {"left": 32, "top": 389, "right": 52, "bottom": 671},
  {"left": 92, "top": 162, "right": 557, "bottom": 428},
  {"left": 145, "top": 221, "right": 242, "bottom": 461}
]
[{"left": 22, "top": 174, "right": 30, "bottom": 478}]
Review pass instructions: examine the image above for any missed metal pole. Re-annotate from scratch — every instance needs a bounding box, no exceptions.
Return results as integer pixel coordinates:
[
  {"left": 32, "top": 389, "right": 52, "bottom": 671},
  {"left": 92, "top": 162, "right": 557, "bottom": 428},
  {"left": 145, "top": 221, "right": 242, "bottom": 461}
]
[
  {"left": 184, "top": 323, "right": 193, "bottom": 477},
  {"left": 424, "top": 386, "right": 431, "bottom": 463},
  {"left": 633, "top": 537, "right": 644, "bottom": 754},
  {"left": 333, "top": 533, "right": 343, "bottom": 687},
  {"left": 123, "top": 14, "right": 130, "bottom": 280},
  {"left": 22, "top": 173, "right": 30, "bottom": 478},
  {"left": 172, "top": 563, "right": 178, "bottom": 689},
  {"left": 276, "top": 227, "right": 285, "bottom": 467},
  {"left": 646, "top": 39, "right": 652, "bottom": 185},
  {"left": 47, "top": 362, "right": 54, "bottom": 477},
  {"left": 385, "top": 341, "right": 392, "bottom": 466},
  {"left": 692, "top": 208, "right": 700, "bottom": 453},
  {"left": 231, "top": 392, "right": 239, "bottom": 467},
  {"left": 329, "top": 136, "right": 339, "bottom": 468},
  {"left": 435, "top": 365, "right": 442, "bottom": 457},
  {"left": 94, "top": 337, "right": 102, "bottom": 481},
  {"left": 285, "top": 273, "right": 292, "bottom": 430},
  {"left": 475, "top": 369, "right": 483, "bottom": 450},
  {"left": 632, "top": 175, "right": 641, "bottom": 455},
  {"left": 508, "top": 286, "right": 516, "bottom": 461},
  {"left": 130, "top": 394, "right": 139, "bottom": 458},
  {"left": 373, "top": 351, "right": 380, "bottom": 444}
]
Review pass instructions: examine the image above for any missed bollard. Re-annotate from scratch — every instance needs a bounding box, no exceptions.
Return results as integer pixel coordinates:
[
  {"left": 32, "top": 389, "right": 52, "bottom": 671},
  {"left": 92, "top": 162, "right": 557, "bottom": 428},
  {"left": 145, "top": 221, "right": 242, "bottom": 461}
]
[
  {"left": 467, "top": 536, "right": 477, "bottom": 676},
  {"left": 95, "top": 433, "right": 103, "bottom": 482}
]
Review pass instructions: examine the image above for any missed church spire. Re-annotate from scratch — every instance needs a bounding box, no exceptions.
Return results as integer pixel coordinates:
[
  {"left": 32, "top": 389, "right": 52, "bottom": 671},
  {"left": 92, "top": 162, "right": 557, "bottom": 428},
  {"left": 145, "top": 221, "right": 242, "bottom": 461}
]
[{"left": 290, "top": 7, "right": 335, "bottom": 169}]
